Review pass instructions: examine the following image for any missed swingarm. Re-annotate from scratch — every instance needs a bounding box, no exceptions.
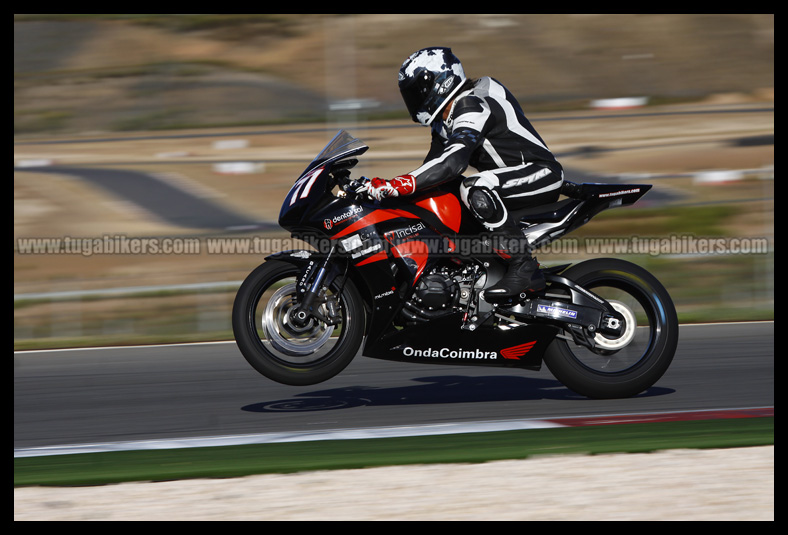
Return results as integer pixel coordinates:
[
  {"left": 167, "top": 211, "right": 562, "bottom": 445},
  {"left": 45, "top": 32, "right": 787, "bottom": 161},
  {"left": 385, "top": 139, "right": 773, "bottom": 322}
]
[{"left": 499, "top": 271, "right": 626, "bottom": 352}]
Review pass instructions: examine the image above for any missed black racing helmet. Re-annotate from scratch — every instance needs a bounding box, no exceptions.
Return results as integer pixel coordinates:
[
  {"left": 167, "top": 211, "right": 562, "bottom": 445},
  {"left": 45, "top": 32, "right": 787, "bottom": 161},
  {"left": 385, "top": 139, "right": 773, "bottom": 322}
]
[{"left": 398, "top": 47, "right": 467, "bottom": 126}]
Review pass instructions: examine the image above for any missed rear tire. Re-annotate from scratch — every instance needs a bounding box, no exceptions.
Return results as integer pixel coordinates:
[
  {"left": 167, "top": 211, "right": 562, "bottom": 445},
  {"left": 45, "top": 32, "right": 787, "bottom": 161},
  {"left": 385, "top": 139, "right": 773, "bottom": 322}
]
[
  {"left": 543, "top": 258, "right": 678, "bottom": 398},
  {"left": 232, "top": 260, "right": 365, "bottom": 386}
]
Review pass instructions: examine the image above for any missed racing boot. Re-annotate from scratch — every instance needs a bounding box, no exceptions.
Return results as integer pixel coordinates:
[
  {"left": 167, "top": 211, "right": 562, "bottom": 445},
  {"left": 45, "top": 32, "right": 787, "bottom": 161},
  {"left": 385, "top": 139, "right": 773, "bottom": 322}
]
[{"left": 484, "top": 233, "right": 545, "bottom": 302}]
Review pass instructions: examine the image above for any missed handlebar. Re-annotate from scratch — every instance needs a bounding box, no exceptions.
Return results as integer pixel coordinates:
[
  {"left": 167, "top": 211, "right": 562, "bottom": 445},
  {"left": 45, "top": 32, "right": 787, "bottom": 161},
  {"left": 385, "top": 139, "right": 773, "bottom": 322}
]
[{"left": 340, "top": 175, "right": 371, "bottom": 200}]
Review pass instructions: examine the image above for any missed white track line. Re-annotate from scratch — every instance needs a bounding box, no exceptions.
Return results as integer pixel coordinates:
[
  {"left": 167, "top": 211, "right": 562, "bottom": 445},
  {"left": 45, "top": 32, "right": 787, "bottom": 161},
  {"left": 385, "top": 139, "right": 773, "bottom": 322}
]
[
  {"left": 14, "top": 419, "right": 565, "bottom": 458},
  {"left": 14, "top": 406, "right": 773, "bottom": 458}
]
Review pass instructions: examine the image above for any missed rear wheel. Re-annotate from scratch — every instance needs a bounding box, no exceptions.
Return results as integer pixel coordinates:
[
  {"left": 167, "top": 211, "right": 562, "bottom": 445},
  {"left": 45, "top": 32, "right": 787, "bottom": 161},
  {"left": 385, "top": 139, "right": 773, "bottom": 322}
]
[
  {"left": 232, "top": 260, "right": 365, "bottom": 386},
  {"left": 543, "top": 258, "right": 678, "bottom": 398}
]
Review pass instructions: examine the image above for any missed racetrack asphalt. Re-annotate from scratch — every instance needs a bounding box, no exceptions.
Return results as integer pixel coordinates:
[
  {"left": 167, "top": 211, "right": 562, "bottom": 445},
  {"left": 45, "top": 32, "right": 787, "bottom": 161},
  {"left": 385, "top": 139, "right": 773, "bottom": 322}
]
[{"left": 13, "top": 321, "right": 774, "bottom": 452}]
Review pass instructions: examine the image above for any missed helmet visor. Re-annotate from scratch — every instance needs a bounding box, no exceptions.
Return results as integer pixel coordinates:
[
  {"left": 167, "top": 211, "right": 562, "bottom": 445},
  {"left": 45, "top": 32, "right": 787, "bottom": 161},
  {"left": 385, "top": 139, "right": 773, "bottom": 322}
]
[{"left": 399, "top": 68, "right": 434, "bottom": 125}]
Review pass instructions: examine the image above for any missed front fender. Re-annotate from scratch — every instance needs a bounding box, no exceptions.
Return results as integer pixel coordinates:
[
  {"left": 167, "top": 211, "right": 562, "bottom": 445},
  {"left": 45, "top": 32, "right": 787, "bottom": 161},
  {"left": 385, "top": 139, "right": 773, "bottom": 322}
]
[
  {"left": 265, "top": 249, "right": 324, "bottom": 267},
  {"left": 265, "top": 249, "right": 349, "bottom": 303}
]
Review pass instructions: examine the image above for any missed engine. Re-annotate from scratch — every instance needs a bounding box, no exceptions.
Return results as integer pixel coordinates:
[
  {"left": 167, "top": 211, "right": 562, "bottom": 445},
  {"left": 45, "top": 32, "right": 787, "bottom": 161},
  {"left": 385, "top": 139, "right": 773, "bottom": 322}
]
[
  {"left": 400, "top": 265, "right": 478, "bottom": 324},
  {"left": 413, "top": 273, "right": 458, "bottom": 310}
]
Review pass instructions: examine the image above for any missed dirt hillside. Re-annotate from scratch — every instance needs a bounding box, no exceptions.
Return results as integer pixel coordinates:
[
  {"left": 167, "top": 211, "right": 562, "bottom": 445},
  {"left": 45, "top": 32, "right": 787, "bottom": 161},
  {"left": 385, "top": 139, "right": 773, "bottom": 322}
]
[{"left": 14, "top": 14, "right": 774, "bottom": 136}]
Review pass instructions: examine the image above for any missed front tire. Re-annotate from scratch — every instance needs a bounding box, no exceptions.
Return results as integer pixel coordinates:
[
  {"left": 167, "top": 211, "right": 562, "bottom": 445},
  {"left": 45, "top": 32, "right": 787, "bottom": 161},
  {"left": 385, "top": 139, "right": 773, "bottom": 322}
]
[
  {"left": 543, "top": 258, "right": 678, "bottom": 398},
  {"left": 232, "top": 260, "right": 365, "bottom": 386}
]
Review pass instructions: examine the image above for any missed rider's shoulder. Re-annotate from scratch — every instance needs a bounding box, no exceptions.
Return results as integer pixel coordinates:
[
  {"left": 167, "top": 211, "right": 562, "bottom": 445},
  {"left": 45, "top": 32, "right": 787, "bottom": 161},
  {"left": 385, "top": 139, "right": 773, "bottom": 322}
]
[
  {"left": 456, "top": 77, "right": 499, "bottom": 107},
  {"left": 453, "top": 89, "right": 486, "bottom": 115}
]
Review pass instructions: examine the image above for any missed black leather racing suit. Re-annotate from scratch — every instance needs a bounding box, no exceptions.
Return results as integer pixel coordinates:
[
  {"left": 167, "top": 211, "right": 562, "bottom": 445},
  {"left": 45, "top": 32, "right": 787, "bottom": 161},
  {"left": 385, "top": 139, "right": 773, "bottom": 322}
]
[{"left": 406, "top": 76, "right": 563, "bottom": 230}]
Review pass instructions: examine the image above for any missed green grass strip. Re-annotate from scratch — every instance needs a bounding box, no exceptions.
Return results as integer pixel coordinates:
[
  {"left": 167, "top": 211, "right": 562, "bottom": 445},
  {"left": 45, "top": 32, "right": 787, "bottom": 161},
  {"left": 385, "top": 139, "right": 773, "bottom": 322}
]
[{"left": 15, "top": 417, "right": 773, "bottom": 487}]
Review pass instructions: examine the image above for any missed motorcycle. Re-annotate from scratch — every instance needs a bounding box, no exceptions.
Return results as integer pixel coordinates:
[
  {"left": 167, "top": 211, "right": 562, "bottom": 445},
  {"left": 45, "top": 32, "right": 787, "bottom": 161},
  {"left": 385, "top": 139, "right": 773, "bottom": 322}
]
[{"left": 232, "top": 130, "right": 678, "bottom": 399}]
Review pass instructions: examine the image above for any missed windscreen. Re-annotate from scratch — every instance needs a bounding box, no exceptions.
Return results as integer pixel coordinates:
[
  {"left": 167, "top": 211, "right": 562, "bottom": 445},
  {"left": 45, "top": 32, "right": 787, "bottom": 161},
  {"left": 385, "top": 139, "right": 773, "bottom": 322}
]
[{"left": 301, "top": 130, "right": 368, "bottom": 177}]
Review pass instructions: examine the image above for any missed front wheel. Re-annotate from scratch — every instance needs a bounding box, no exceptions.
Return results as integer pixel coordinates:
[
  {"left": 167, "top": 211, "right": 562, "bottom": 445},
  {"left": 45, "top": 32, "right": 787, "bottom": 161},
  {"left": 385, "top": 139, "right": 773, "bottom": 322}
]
[
  {"left": 543, "top": 258, "right": 678, "bottom": 398},
  {"left": 232, "top": 260, "right": 365, "bottom": 386}
]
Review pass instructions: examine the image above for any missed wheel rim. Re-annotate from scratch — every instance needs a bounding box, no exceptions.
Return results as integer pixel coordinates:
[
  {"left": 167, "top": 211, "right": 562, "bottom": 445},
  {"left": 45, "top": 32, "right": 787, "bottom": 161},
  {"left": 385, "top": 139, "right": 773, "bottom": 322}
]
[
  {"left": 564, "top": 281, "right": 658, "bottom": 374},
  {"left": 250, "top": 273, "right": 351, "bottom": 366},
  {"left": 593, "top": 299, "right": 637, "bottom": 350},
  {"left": 262, "top": 283, "right": 333, "bottom": 356}
]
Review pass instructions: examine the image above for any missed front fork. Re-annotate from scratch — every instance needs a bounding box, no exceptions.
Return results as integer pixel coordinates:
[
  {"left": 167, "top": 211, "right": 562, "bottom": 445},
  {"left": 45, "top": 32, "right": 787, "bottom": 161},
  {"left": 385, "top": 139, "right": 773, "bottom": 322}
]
[{"left": 292, "top": 244, "right": 343, "bottom": 327}]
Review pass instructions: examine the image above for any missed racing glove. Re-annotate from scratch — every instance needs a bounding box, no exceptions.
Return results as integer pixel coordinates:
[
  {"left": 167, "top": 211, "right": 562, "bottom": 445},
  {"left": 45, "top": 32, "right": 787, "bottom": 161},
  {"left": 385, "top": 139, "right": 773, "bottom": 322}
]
[{"left": 366, "top": 175, "right": 416, "bottom": 201}]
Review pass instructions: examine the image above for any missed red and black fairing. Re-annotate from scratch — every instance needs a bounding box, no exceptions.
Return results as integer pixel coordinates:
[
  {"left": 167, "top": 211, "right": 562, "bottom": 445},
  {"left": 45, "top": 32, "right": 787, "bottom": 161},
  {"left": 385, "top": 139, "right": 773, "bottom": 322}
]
[
  {"left": 330, "top": 189, "right": 466, "bottom": 275},
  {"left": 279, "top": 183, "right": 551, "bottom": 369},
  {"left": 282, "top": 172, "right": 479, "bottom": 339},
  {"left": 272, "top": 131, "right": 555, "bottom": 369}
]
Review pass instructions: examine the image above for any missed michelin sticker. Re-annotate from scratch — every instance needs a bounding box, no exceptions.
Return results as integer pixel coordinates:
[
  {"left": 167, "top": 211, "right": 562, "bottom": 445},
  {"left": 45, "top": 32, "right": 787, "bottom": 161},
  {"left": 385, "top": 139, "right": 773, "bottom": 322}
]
[{"left": 537, "top": 304, "right": 578, "bottom": 319}]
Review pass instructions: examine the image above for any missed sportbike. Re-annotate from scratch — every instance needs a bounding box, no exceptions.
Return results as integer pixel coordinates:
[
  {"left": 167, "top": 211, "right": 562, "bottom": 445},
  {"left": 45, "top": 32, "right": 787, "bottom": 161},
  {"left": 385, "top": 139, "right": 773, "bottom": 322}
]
[{"left": 232, "top": 130, "right": 678, "bottom": 398}]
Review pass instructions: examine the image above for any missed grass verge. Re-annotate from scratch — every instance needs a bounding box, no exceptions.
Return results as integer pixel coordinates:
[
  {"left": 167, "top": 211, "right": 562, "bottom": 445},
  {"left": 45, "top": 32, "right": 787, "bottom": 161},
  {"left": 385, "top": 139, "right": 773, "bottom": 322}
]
[{"left": 14, "top": 417, "right": 773, "bottom": 487}]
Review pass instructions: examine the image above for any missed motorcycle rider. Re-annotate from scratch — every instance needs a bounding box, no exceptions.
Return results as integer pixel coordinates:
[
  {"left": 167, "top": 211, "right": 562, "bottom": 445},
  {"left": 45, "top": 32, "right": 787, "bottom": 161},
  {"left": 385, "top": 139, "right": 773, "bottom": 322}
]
[{"left": 365, "top": 47, "right": 564, "bottom": 301}]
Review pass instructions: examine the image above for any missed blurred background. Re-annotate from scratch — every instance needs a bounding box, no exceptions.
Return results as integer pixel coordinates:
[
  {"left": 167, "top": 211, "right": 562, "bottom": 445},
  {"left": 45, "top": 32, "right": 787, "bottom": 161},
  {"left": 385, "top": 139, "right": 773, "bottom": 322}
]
[{"left": 14, "top": 14, "right": 774, "bottom": 349}]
